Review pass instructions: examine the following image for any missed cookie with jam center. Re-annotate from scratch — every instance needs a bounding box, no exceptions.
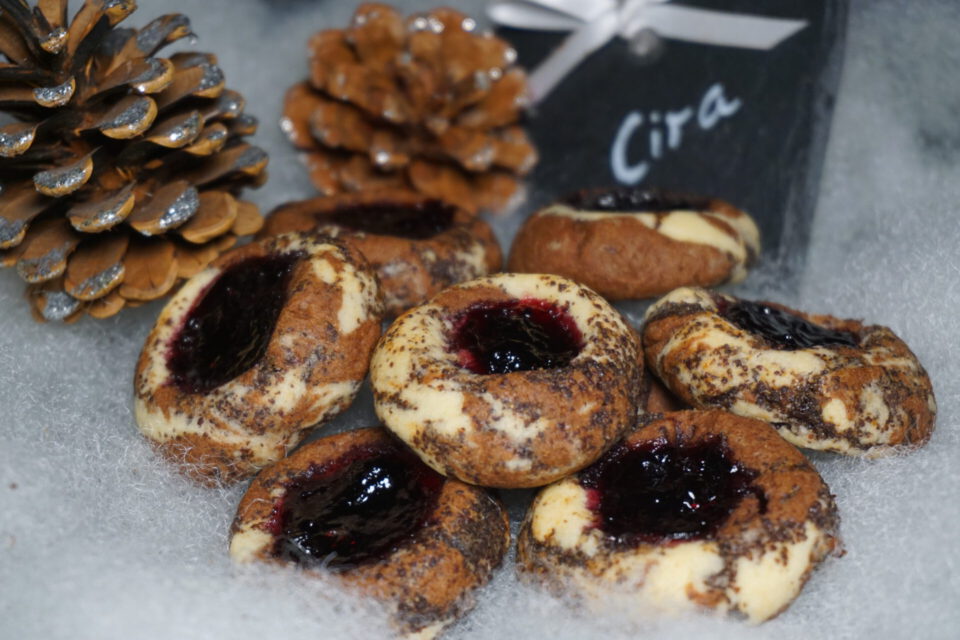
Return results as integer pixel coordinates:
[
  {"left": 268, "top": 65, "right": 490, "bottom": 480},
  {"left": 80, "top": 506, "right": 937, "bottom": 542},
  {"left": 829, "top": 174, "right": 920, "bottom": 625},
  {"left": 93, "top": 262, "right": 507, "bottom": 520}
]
[
  {"left": 642, "top": 287, "right": 937, "bottom": 456},
  {"left": 134, "top": 232, "right": 383, "bottom": 484},
  {"left": 371, "top": 272, "right": 645, "bottom": 488},
  {"left": 507, "top": 187, "right": 759, "bottom": 300},
  {"left": 230, "top": 427, "right": 510, "bottom": 639},
  {"left": 260, "top": 191, "right": 502, "bottom": 315},
  {"left": 517, "top": 410, "right": 842, "bottom": 623}
]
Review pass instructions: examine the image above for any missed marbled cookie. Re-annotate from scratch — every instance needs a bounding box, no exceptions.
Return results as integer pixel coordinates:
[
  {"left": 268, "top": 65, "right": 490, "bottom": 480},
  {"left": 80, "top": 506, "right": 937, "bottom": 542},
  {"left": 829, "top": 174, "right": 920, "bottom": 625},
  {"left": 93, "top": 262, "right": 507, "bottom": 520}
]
[
  {"left": 134, "top": 232, "right": 383, "bottom": 483},
  {"left": 260, "top": 191, "right": 502, "bottom": 315},
  {"left": 508, "top": 187, "right": 759, "bottom": 300},
  {"left": 518, "top": 410, "right": 842, "bottom": 623},
  {"left": 371, "top": 273, "right": 645, "bottom": 488},
  {"left": 642, "top": 287, "right": 937, "bottom": 456},
  {"left": 230, "top": 427, "right": 510, "bottom": 639}
]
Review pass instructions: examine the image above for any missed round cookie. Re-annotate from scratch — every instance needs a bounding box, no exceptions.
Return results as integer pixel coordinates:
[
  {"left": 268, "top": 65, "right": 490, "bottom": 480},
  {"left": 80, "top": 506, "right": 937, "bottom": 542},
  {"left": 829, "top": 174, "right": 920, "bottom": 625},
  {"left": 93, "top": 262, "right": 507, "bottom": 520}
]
[
  {"left": 260, "top": 191, "right": 502, "bottom": 315},
  {"left": 230, "top": 426, "right": 510, "bottom": 639},
  {"left": 517, "top": 410, "right": 842, "bottom": 623},
  {"left": 507, "top": 187, "right": 760, "bottom": 300},
  {"left": 642, "top": 287, "right": 937, "bottom": 456},
  {"left": 371, "top": 272, "right": 645, "bottom": 488},
  {"left": 134, "top": 232, "right": 383, "bottom": 484}
]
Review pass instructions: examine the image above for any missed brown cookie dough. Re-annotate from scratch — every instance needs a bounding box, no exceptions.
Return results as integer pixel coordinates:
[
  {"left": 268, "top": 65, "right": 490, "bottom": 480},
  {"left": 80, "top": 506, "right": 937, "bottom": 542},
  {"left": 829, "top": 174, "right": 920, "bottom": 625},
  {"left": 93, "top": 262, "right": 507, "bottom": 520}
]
[
  {"left": 507, "top": 187, "right": 760, "bottom": 300},
  {"left": 644, "top": 373, "right": 688, "bottom": 414},
  {"left": 260, "top": 191, "right": 502, "bottom": 315},
  {"left": 371, "top": 272, "right": 645, "bottom": 488},
  {"left": 517, "top": 410, "right": 842, "bottom": 623},
  {"left": 230, "top": 427, "right": 510, "bottom": 639},
  {"left": 642, "top": 287, "right": 937, "bottom": 456},
  {"left": 134, "top": 233, "right": 383, "bottom": 484}
]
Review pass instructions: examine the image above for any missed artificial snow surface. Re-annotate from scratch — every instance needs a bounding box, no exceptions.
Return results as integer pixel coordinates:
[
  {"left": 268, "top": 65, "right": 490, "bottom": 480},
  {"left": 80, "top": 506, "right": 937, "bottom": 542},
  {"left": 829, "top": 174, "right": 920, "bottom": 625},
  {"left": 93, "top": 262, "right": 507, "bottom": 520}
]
[{"left": 2, "top": 1, "right": 959, "bottom": 639}]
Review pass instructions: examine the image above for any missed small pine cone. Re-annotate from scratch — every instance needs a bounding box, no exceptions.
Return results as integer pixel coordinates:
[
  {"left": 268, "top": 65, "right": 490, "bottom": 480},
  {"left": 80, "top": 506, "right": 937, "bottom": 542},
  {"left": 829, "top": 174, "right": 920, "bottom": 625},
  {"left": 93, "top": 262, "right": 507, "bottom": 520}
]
[
  {"left": 0, "top": 0, "right": 268, "bottom": 321},
  {"left": 282, "top": 3, "right": 537, "bottom": 214}
]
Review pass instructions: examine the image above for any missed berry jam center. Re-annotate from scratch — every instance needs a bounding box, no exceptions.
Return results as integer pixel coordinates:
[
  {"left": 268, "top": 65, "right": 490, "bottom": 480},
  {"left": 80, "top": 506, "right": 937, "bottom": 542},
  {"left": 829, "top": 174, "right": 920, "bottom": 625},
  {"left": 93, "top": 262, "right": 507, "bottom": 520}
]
[
  {"left": 717, "top": 298, "right": 859, "bottom": 350},
  {"left": 449, "top": 298, "right": 584, "bottom": 374},
  {"left": 167, "top": 252, "right": 302, "bottom": 394},
  {"left": 328, "top": 200, "right": 455, "bottom": 239},
  {"left": 564, "top": 187, "right": 710, "bottom": 213},
  {"left": 580, "top": 436, "right": 764, "bottom": 546},
  {"left": 269, "top": 443, "right": 443, "bottom": 571}
]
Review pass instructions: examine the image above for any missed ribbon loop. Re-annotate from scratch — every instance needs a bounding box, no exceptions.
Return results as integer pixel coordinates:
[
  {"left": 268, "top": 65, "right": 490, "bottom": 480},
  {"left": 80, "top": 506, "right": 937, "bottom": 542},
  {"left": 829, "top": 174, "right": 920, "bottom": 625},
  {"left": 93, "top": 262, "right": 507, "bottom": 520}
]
[
  {"left": 487, "top": 0, "right": 808, "bottom": 103},
  {"left": 488, "top": 0, "right": 617, "bottom": 30}
]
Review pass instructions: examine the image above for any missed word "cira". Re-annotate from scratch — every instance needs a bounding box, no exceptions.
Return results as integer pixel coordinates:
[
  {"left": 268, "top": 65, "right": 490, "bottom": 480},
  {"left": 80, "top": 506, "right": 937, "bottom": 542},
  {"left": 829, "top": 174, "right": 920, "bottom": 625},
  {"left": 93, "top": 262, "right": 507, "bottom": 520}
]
[{"left": 610, "top": 82, "right": 742, "bottom": 185}]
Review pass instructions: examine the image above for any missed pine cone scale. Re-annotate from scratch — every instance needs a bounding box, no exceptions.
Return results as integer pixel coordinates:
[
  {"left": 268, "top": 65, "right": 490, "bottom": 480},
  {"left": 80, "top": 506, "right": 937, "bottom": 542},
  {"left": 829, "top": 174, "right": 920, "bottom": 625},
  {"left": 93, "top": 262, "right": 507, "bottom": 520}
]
[
  {"left": 86, "top": 287, "right": 123, "bottom": 317},
  {"left": 177, "top": 190, "right": 235, "bottom": 244},
  {"left": 32, "top": 150, "right": 93, "bottom": 195},
  {"left": 230, "top": 200, "right": 262, "bottom": 236},
  {"left": 15, "top": 215, "right": 80, "bottom": 282},
  {"left": 134, "top": 13, "right": 192, "bottom": 58},
  {"left": 95, "top": 56, "right": 172, "bottom": 98},
  {"left": 146, "top": 109, "right": 202, "bottom": 148},
  {"left": 32, "top": 76, "right": 75, "bottom": 106},
  {"left": 65, "top": 2, "right": 136, "bottom": 60},
  {"left": 37, "top": 0, "right": 68, "bottom": 33},
  {"left": 129, "top": 57, "right": 172, "bottom": 94},
  {"left": 180, "top": 143, "right": 266, "bottom": 186},
  {"left": 308, "top": 96, "right": 372, "bottom": 153},
  {"left": 0, "top": 16, "right": 32, "bottom": 66},
  {"left": 0, "top": 241, "right": 25, "bottom": 266},
  {"left": 183, "top": 122, "right": 225, "bottom": 155},
  {"left": 0, "top": 186, "right": 46, "bottom": 246},
  {"left": 67, "top": 183, "right": 134, "bottom": 231},
  {"left": 127, "top": 180, "right": 197, "bottom": 235},
  {"left": 152, "top": 65, "right": 206, "bottom": 110},
  {"left": 93, "top": 94, "right": 156, "bottom": 138},
  {"left": 347, "top": 3, "right": 405, "bottom": 66},
  {"left": 307, "top": 30, "right": 352, "bottom": 90},
  {"left": 282, "top": 82, "right": 328, "bottom": 150},
  {"left": 64, "top": 231, "right": 127, "bottom": 300},
  {"left": 118, "top": 235, "right": 177, "bottom": 301},
  {"left": 29, "top": 276, "right": 83, "bottom": 322},
  {"left": 301, "top": 149, "right": 345, "bottom": 196},
  {"left": 201, "top": 89, "right": 243, "bottom": 120}
]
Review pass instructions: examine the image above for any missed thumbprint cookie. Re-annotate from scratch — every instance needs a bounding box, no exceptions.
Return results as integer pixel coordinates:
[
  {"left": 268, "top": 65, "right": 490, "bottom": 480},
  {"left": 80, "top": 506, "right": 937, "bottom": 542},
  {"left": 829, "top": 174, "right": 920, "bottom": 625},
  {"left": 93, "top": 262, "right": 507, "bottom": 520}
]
[
  {"left": 134, "top": 233, "right": 383, "bottom": 483},
  {"left": 260, "top": 191, "right": 502, "bottom": 315},
  {"left": 230, "top": 427, "right": 510, "bottom": 639},
  {"left": 371, "top": 273, "right": 645, "bottom": 488},
  {"left": 642, "top": 287, "right": 937, "bottom": 456},
  {"left": 507, "top": 187, "right": 759, "bottom": 300},
  {"left": 518, "top": 410, "right": 842, "bottom": 623}
]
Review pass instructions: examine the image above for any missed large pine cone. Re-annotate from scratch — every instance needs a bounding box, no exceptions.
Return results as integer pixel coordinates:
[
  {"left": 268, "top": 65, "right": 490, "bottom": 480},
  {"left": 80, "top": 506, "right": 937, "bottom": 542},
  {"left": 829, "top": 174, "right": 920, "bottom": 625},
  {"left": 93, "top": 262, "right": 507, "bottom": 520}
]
[
  {"left": 0, "top": 0, "right": 268, "bottom": 321},
  {"left": 283, "top": 3, "right": 536, "bottom": 215}
]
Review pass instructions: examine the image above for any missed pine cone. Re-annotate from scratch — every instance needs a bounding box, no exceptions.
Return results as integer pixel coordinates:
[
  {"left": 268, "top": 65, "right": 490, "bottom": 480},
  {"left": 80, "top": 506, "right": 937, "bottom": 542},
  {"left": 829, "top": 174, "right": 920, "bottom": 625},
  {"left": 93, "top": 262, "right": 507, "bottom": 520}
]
[
  {"left": 282, "top": 3, "right": 536, "bottom": 215},
  {"left": 0, "top": 0, "right": 268, "bottom": 322}
]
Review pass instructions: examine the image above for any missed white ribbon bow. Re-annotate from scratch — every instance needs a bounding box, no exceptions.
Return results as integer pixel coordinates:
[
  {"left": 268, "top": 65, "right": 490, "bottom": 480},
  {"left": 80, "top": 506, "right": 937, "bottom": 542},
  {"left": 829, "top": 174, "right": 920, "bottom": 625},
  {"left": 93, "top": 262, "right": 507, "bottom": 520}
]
[{"left": 488, "top": 0, "right": 808, "bottom": 103}]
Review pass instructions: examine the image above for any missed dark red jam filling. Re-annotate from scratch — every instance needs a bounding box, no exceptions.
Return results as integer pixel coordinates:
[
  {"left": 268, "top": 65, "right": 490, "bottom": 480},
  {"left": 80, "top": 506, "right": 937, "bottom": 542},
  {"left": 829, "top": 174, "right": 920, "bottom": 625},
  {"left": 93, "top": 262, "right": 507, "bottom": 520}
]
[
  {"left": 167, "top": 252, "right": 302, "bottom": 394},
  {"left": 580, "top": 435, "right": 765, "bottom": 547},
  {"left": 563, "top": 187, "right": 711, "bottom": 213},
  {"left": 267, "top": 442, "right": 444, "bottom": 571},
  {"left": 449, "top": 298, "right": 584, "bottom": 374},
  {"left": 327, "top": 199, "right": 455, "bottom": 239},
  {"left": 716, "top": 297, "right": 859, "bottom": 350}
]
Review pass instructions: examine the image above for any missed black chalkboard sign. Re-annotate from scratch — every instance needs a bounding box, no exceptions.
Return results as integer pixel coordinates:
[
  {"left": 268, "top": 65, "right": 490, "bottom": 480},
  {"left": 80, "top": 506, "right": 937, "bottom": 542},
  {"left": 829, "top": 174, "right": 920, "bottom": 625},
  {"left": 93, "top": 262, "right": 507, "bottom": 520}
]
[{"left": 496, "top": 0, "right": 848, "bottom": 279}]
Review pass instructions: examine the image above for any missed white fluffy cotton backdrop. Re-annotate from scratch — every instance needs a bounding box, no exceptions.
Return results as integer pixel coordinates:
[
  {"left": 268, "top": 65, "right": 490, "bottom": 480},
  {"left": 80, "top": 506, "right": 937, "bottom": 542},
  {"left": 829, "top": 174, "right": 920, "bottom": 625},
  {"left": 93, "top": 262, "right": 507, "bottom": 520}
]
[{"left": 2, "top": 0, "right": 958, "bottom": 638}]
